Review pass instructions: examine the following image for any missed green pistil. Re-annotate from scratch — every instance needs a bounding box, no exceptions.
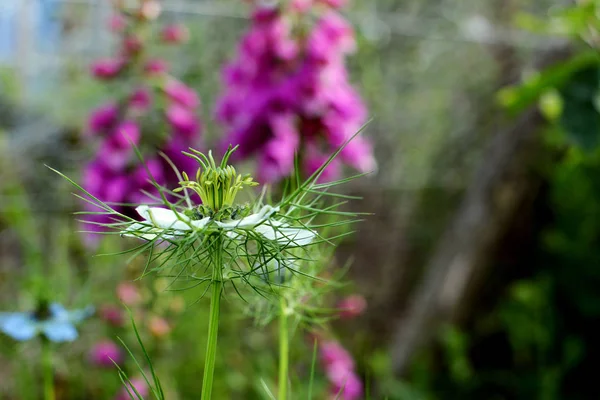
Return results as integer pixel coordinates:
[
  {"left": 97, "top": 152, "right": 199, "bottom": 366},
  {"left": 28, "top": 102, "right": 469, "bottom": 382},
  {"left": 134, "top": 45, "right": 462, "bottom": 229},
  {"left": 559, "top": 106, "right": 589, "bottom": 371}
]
[{"left": 175, "top": 146, "right": 258, "bottom": 213}]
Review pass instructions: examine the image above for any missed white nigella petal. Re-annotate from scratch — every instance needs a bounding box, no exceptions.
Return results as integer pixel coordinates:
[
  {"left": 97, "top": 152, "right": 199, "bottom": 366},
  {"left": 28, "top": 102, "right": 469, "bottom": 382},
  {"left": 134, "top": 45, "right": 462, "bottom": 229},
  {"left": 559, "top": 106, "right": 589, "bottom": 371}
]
[
  {"left": 254, "top": 221, "right": 317, "bottom": 247},
  {"left": 124, "top": 204, "right": 316, "bottom": 248},
  {"left": 136, "top": 205, "right": 193, "bottom": 231},
  {"left": 215, "top": 205, "right": 279, "bottom": 230}
]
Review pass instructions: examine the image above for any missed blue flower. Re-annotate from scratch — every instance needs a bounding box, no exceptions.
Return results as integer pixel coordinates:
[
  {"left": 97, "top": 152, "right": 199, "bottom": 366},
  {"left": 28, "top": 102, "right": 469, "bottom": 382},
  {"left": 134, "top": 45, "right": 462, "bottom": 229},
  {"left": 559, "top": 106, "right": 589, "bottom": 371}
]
[{"left": 0, "top": 303, "right": 94, "bottom": 342}]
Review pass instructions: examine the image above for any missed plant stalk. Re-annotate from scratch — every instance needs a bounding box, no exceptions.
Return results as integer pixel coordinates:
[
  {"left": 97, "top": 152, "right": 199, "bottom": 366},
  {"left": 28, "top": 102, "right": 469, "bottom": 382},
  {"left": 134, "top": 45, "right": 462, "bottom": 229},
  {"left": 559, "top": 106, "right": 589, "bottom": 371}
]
[
  {"left": 42, "top": 338, "right": 55, "bottom": 400},
  {"left": 278, "top": 297, "right": 289, "bottom": 400},
  {"left": 201, "top": 235, "right": 223, "bottom": 400}
]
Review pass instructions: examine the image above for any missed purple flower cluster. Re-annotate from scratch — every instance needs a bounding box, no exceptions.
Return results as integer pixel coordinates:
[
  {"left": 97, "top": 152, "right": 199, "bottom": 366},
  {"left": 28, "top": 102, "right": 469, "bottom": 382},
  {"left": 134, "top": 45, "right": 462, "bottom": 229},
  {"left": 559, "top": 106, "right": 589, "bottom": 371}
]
[
  {"left": 320, "top": 339, "right": 363, "bottom": 400},
  {"left": 216, "top": 0, "right": 375, "bottom": 183},
  {"left": 83, "top": 1, "right": 201, "bottom": 240}
]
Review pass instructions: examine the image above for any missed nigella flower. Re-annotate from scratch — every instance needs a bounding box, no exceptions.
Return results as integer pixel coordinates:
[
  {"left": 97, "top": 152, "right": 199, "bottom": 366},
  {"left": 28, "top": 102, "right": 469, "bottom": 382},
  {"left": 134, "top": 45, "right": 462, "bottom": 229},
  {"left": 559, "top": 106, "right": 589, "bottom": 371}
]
[
  {"left": 53, "top": 142, "right": 363, "bottom": 299},
  {"left": 121, "top": 148, "right": 316, "bottom": 248},
  {"left": 0, "top": 302, "right": 94, "bottom": 342}
]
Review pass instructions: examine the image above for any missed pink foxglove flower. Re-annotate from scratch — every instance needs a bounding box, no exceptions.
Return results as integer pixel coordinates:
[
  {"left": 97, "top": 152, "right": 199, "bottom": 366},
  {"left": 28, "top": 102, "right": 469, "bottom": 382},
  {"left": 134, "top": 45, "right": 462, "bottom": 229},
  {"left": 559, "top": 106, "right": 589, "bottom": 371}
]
[
  {"left": 81, "top": 2, "right": 202, "bottom": 243},
  {"left": 216, "top": 1, "right": 375, "bottom": 184}
]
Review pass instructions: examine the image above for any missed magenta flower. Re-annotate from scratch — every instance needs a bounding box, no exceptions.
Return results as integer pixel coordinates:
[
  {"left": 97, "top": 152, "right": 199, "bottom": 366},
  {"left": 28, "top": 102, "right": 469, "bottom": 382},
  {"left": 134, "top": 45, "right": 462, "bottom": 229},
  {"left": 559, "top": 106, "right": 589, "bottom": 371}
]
[
  {"left": 161, "top": 24, "right": 189, "bottom": 44},
  {"left": 337, "top": 294, "right": 367, "bottom": 319},
  {"left": 123, "top": 34, "right": 143, "bottom": 55},
  {"left": 88, "top": 102, "right": 119, "bottom": 135},
  {"left": 115, "top": 377, "right": 149, "bottom": 400},
  {"left": 166, "top": 104, "right": 200, "bottom": 137},
  {"left": 145, "top": 58, "right": 169, "bottom": 75},
  {"left": 129, "top": 87, "right": 152, "bottom": 113},
  {"left": 165, "top": 79, "right": 200, "bottom": 109},
  {"left": 91, "top": 58, "right": 125, "bottom": 80},
  {"left": 320, "top": 340, "right": 363, "bottom": 400},
  {"left": 216, "top": 1, "right": 375, "bottom": 184},
  {"left": 89, "top": 340, "right": 123, "bottom": 367}
]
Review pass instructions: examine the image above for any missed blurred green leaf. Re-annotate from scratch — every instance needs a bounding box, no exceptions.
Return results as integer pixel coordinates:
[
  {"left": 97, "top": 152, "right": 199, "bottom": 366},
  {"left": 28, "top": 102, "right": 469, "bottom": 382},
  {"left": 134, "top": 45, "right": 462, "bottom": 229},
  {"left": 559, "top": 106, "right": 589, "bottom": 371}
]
[
  {"left": 498, "top": 51, "right": 599, "bottom": 115},
  {"left": 558, "top": 65, "right": 600, "bottom": 149}
]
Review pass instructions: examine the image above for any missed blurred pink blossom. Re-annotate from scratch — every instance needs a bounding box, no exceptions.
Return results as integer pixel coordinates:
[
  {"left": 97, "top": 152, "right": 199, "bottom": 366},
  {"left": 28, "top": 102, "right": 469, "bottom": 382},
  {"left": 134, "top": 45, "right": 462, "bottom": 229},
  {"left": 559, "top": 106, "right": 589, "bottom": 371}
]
[
  {"left": 89, "top": 340, "right": 123, "bottom": 367},
  {"left": 115, "top": 377, "right": 149, "bottom": 400},
  {"left": 91, "top": 58, "right": 125, "bottom": 80},
  {"left": 319, "top": 340, "right": 363, "bottom": 400},
  {"left": 337, "top": 295, "right": 367, "bottom": 319},
  {"left": 161, "top": 24, "right": 190, "bottom": 44},
  {"left": 117, "top": 282, "right": 142, "bottom": 306},
  {"left": 99, "top": 305, "right": 125, "bottom": 327},
  {"left": 145, "top": 59, "right": 169, "bottom": 75},
  {"left": 165, "top": 79, "right": 200, "bottom": 109},
  {"left": 88, "top": 102, "right": 119, "bottom": 134},
  {"left": 148, "top": 316, "right": 171, "bottom": 338},
  {"left": 129, "top": 87, "right": 152, "bottom": 112},
  {"left": 108, "top": 14, "right": 127, "bottom": 32}
]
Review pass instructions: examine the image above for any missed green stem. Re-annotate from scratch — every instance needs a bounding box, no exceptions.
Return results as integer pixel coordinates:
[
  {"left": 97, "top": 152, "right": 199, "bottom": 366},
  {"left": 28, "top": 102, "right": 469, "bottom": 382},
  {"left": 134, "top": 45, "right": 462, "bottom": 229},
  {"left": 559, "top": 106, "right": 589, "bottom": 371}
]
[
  {"left": 278, "top": 297, "right": 289, "bottom": 400},
  {"left": 41, "top": 338, "right": 55, "bottom": 400},
  {"left": 201, "top": 235, "right": 223, "bottom": 400}
]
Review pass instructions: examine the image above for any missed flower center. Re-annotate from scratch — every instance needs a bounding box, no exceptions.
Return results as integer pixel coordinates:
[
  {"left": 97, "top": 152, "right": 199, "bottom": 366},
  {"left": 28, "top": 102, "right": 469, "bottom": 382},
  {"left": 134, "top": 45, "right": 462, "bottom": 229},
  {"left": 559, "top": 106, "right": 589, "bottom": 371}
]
[{"left": 175, "top": 146, "right": 257, "bottom": 212}]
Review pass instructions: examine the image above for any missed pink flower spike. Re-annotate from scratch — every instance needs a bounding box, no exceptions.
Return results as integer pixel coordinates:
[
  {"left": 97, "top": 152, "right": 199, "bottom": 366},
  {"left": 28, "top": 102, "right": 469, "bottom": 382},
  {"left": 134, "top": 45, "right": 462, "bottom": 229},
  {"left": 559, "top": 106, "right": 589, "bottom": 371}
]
[
  {"left": 89, "top": 340, "right": 123, "bottom": 368},
  {"left": 337, "top": 294, "right": 367, "bottom": 319},
  {"left": 164, "top": 79, "right": 200, "bottom": 109},
  {"left": 145, "top": 59, "right": 169, "bottom": 75},
  {"left": 161, "top": 24, "right": 190, "bottom": 44},
  {"left": 91, "top": 58, "right": 124, "bottom": 80}
]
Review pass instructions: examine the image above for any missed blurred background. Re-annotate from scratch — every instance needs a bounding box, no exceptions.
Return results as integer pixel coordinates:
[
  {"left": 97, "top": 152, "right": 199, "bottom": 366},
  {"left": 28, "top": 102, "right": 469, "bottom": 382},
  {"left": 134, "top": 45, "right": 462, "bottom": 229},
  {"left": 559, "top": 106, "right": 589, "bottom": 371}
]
[{"left": 3, "top": 0, "right": 600, "bottom": 399}]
